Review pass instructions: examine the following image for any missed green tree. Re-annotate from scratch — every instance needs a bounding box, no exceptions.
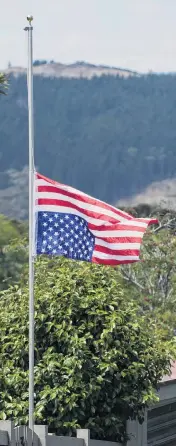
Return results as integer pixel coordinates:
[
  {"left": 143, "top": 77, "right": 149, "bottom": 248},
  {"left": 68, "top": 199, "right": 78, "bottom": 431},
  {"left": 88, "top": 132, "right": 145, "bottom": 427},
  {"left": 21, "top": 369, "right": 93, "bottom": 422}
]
[
  {"left": 122, "top": 230, "right": 176, "bottom": 309},
  {"left": 0, "top": 73, "right": 7, "bottom": 95},
  {"left": 0, "top": 256, "right": 174, "bottom": 441},
  {"left": 0, "top": 215, "right": 27, "bottom": 290},
  {"left": 121, "top": 208, "right": 176, "bottom": 333}
]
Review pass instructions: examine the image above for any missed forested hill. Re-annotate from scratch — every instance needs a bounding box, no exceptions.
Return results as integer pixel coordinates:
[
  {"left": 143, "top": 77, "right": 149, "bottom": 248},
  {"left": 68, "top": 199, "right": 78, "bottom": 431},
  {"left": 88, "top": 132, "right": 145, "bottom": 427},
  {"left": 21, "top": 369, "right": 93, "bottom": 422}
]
[{"left": 1, "top": 63, "right": 176, "bottom": 219}]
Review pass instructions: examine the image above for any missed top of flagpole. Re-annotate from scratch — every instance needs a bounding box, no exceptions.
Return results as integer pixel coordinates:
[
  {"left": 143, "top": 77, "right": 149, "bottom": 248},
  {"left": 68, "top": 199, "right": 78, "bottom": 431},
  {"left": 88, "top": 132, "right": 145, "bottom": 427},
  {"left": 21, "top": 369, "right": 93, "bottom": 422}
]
[
  {"left": 27, "top": 15, "right": 33, "bottom": 25},
  {"left": 24, "top": 15, "right": 33, "bottom": 31}
]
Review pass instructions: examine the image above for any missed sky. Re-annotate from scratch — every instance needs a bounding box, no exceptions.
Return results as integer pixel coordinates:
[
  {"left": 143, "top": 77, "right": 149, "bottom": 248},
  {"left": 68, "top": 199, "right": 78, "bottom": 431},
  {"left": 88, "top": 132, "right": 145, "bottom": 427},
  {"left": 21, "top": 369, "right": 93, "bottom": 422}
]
[{"left": 1, "top": 0, "right": 176, "bottom": 73}]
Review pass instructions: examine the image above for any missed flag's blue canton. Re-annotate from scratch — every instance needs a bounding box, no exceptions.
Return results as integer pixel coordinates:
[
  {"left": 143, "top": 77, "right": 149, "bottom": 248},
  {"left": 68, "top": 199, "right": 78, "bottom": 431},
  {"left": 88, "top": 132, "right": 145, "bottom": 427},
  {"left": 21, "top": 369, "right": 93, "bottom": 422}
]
[{"left": 36, "top": 211, "right": 95, "bottom": 262}]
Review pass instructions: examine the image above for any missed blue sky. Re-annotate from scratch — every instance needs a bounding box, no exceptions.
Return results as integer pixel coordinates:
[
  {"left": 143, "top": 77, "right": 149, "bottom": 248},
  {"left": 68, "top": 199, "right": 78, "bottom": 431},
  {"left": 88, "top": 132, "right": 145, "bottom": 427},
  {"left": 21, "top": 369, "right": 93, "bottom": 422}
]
[{"left": 1, "top": 0, "right": 176, "bottom": 73}]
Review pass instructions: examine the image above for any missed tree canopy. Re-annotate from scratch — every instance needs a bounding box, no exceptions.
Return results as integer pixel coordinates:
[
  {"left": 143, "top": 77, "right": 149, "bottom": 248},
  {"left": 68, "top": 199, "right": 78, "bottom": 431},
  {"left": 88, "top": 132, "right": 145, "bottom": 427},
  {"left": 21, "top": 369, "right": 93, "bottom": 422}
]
[
  {"left": 0, "top": 73, "right": 7, "bottom": 95},
  {"left": 0, "top": 215, "right": 27, "bottom": 290},
  {"left": 0, "top": 256, "right": 175, "bottom": 441},
  {"left": 120, "top": 208, "right": 176, "bottom": 333}
]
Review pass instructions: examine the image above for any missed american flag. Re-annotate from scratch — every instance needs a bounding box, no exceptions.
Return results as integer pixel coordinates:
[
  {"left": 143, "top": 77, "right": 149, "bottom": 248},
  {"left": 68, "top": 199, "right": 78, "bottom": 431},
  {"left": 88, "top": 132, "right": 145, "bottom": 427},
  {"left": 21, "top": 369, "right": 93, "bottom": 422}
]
[{"left": 35, "top": 173, "right": 158, "bottom": 266}]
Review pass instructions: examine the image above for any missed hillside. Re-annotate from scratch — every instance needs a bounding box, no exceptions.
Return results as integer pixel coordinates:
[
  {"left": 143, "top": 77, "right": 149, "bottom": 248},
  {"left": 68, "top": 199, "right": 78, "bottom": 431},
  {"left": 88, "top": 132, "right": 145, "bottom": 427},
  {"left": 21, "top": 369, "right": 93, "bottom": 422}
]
[
  {"left": 1, "top": 61, "right": 176, "bottom": 218},
  {"left": 3, "top": 61, "right": 139, "bottom": 80},
  {"left": 117, "top": 178, "right": 176, "bottom": 210}
]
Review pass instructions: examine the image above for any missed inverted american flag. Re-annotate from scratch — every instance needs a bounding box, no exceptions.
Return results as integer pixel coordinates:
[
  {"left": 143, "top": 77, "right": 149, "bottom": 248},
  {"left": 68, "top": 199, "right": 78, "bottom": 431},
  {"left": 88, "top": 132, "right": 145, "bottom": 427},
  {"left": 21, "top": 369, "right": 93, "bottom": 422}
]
[{"left": 35, "top": 173, "right": 158, "bottom": 266}]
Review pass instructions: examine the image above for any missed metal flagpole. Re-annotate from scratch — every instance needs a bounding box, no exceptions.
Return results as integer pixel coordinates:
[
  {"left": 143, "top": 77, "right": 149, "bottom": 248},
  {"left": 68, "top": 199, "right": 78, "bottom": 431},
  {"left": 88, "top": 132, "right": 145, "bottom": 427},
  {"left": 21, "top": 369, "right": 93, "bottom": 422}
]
[{"left": 24, "top": 15, "right": 35, "bottom": 432}]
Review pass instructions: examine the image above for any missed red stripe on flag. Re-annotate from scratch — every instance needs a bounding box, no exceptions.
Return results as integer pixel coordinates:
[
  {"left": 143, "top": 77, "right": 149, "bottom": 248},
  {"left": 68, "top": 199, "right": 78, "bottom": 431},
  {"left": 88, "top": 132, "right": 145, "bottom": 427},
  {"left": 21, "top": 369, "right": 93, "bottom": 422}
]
[
  {"left": 88, "top": 222, "right": 147, "bottom": 233},
  {"left": 92, "top": 256, "right": 138, "bottom": 265},
  {"left": 94, "top": 244, "right": 140, "bottom": 257},
  {"left": 37, "top": 198, "right": 120, "bottom": 224},
  {"left": 95, "top": 236, "right": 143, "bottom": 244}
]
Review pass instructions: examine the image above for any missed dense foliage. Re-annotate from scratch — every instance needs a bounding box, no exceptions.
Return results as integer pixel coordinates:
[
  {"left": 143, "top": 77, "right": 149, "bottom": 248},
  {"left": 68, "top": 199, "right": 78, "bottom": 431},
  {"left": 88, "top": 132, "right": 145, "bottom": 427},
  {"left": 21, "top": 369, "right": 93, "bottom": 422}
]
[
  {"left": 0, "top": 215, "right": 27, "bottom": 290},
  {"left": 1, "top": 72, "right": 176, "bottom": 218},
  {"left": 120, "top": 207, "right": 176, "bottom": 325},
  {"left": 0, "top": 256, "right": 174, "bottom": 441},
  {"left": 0, "top": 73, "right": 7, "bottom": 95}
]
